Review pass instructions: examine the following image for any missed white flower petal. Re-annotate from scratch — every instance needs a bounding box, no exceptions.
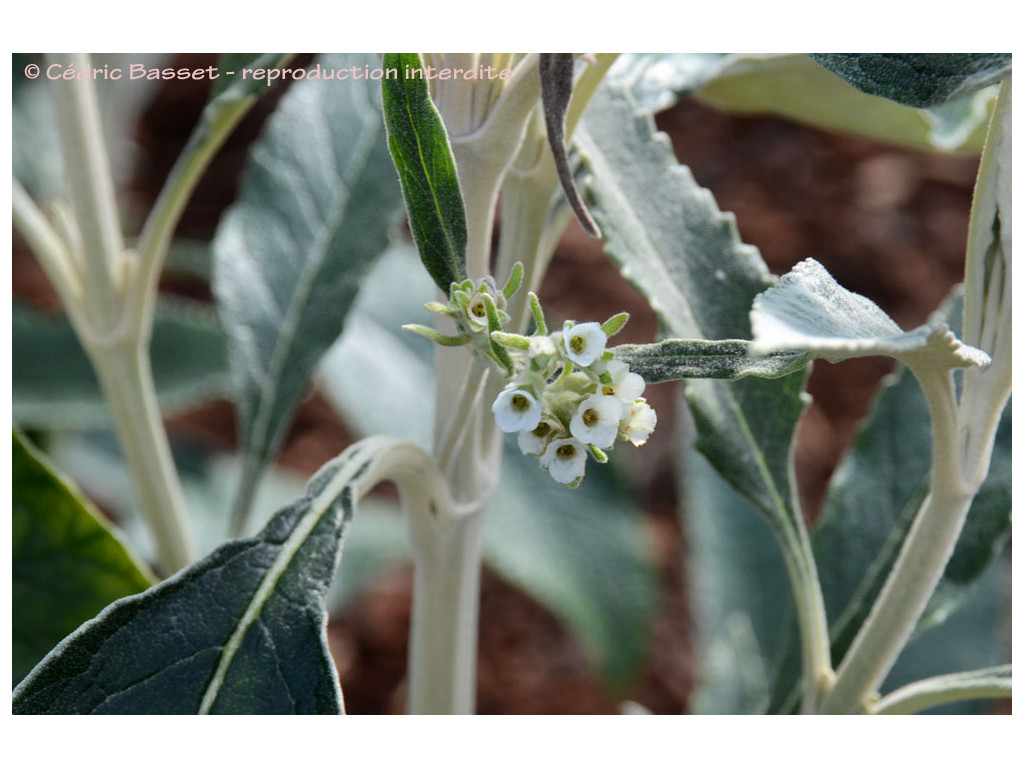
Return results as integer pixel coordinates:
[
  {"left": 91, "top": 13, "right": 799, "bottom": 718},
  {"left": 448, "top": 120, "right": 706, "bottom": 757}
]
[
  {"left": 562, "top": 322, "right": 607, "bottom": 368},
  {"left": 492, "top": 388, "right": 541, "bottom": 433},
  {"left": 601, "top": 359, "right": 646, "bottom": 403},
  {"left": 570, "top": 394, "right": 623, "bottom": 448},
  {"left": 539, "top": 438, "right": 588, "bottom": 485},
  {"left": 622, "top": 400, "right": 657, "bottom": 446},
  {"left": 517, "top": 419, "right": 560, "bottom": 455}
]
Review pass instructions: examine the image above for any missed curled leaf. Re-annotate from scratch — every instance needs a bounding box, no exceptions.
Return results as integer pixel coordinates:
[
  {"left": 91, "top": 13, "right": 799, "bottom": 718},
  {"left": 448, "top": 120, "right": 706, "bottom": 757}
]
[
  {"left": 539, "top": 53, "right": 600, "bottom": 238},
  {"left": 750, "top": 259, "right": 990, "bottom": 369}
]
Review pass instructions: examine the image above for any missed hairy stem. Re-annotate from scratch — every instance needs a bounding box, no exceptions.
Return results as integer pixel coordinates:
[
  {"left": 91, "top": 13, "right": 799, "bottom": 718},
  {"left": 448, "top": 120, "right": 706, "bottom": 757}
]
[
  {"left": 820, "top": 367, "right": 970, "bottom": 714},
  {"left": 89, "top": 342, "right": 196, "bottom": 573}
]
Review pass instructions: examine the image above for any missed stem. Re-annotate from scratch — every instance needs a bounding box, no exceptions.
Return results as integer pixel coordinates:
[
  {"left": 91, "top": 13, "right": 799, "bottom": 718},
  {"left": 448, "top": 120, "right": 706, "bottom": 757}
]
[
  {"left": 778, "top": 523, "right": 834, "bottom": 713},
  {"left": 871, "top": 665, "right": 1011, "bottom": 715},
  {"left": 406, "top": 511, "right": 486, "bottom": 714},
  {"left": 46, "top": 53, "right": 125, "bottom": 333},
  {"left": 43, "top": 53, "right": 197, "bottom": 574},
  {"left": 820, "top": 367, "right": 970, "bottom": 714},
  {"left": 89, "top": 342, "right": 196, "bottom": 574},
  {"left": 130, "top": 96, "right": 254, "bottom": 334},
  {"left": 12, "top": 179, "right": 80, "bottom": 309}
]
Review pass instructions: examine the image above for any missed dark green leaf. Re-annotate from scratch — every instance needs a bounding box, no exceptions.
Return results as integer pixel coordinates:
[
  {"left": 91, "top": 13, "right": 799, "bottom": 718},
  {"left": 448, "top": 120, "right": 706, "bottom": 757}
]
[
  {"left": 13, "top": 430, "right": 154, "bottom": 686},
  {"left": 808, "top": 54, "right": 1011, "bottom": 109},
  {"left": 13, "top": 300, "right": 230, "bottom": 429},
  {"left": 576, "top": 82, "right": 810, "bottom": 537},
  {"left": 381, "top": 52, "right": 468, "bottom": 292},
  {"left": 213, "top": 52, "right": 402, "bottom": 531},
  {"left": 11, "top": 442, "right": 385, "bottom": 714},
  {"left": 615, "top": 339, "right": 810, "bottom": 382}
]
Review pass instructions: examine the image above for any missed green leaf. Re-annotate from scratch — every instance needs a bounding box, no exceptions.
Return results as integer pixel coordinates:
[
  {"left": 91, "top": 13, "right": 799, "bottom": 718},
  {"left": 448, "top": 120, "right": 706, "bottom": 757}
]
[
  {"left": 808, "top": 53, "right": 1011, "bottom": 109},
  {"left": 683, "top": 445, "right": 792, "bottom": 714},
  {"left": 576, "top": 82, "right": 810, "bottom": 537},
  {"left": 693, "top": 54, "right": 997, "bottom": 153},
  {"left": 11, "top": 440, "right": 394, "bottom": 714},
  {"left": 13, "top": 300, "right": 230, "bottom": 429},
  {"left": 615, "top": 339, "right": 810, "bottom": 382},
  {"left": 767, "top": 293, "right": 1012, "bottom": 713},
  {"left": 381, "top": 52, "right": 468, "bottom": 292},
  {"left": 213, "top": 51, "right": 402, "bottom": 531},
  {"left": 13, "top": 430, "right": 154, "bottom": 686}
]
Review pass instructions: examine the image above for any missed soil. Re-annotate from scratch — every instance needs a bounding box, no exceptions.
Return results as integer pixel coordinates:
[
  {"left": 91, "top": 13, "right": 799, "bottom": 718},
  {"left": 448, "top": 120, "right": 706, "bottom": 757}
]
[{"left": 12, "top": 54, "right": 983, "bottom": 714}]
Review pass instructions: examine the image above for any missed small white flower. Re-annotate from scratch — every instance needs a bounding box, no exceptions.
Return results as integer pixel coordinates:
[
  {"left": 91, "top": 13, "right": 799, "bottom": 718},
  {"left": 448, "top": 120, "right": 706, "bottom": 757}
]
[
  {"left": 518, "top": 418, "right": 561, "bottom": 456},
  {"left": 492, "top": 388, "right": 541, "bottom": 433},
  {"left": 601, "top": 360, "right": 646, "bottom": 404},
  {"left": 570, "top": 394, "right": 623, "bottom": 448},
  {"left": 562, "top": 322, "right": 607, "bottom": 368},
  {"left": 621, "top": 399, "right": 657, "bottom": 446},
  {"left": 529, "top": 334, "right": 557, "bottom": 358},
  {"left": 465, "top": 292, "right": 490, "bottom": 326},
  {"left": 539, "top": 438, "right": 588, "bottom": 485}
]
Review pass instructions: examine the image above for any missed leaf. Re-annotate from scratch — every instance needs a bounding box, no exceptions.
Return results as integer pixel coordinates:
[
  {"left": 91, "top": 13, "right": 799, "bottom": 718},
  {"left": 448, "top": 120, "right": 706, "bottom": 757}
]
[
  {"left": 381, "top": 52, "right": 468, "bottom": 292},
  {"left": 12, "top": 440, "right": 393, "bottom": 714},
  {"left": 13, "top": 299, "right": 230, "bottom": 429},
  {"left": 767, "top": 293, "right": 1012, "bottom": 713},
  {"left": 539, "top": 53, "right": 599, "bottom": 237},
  {"left": 751, "top": 258, "right": 990, "bottom": 369},
  {"left": 213, "top": 51, "right": 403, "bottom": 530},
  {"left": 683, "top": 445, "right": 792, "bottom": 714},
  {"left": 12, "top": 430, "right": 154, "bottom": 686},
  {"left": 576, "top": 82, "right": 810, "bottom": 538},
  {"left": 808, "top": 53, "right": 1011, "bottom": 109},
  {"left": 604, "top": 53, "right": 733, "bottom": 112},
  {"left": 614, "top": 339, "right": 810, "bottom": 382},
  {"left": 692, "top": 53, "right": 996, "bottom": 153}
]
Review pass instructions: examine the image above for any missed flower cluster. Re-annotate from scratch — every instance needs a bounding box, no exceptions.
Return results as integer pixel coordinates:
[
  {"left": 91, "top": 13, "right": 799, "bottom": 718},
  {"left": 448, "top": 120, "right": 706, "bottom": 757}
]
[
  {"left": 490, "top": 308, "right": 656, "bottom": 488},
  {"left": 404, "top": 266, "right": 656, "bottom": 487}
]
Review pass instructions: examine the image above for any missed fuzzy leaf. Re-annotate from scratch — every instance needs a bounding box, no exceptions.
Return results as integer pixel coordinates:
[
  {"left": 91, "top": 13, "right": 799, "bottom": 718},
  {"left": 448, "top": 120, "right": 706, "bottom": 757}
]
[
  {"left": 13, "top": 300, "right": 230, "bottom": 429},
  {"left": 751, "top": 258, "right": 990, "bottom": 369},
  {"left": 213, "top": 52, "right": 402, "bottom": 529},
  {"left": 11, "top": 440, "right": 395, "bottom": 714},
  {"left": 208, "top": 53, "right": 292, "bottom": 103},
  {"left": 808, "top": 53, "right": 1011, "bottom": 108},
  {"left": 381, "top": 52, "right": 468, "bottom": 292},
  {"left": 615, "top": 339, "right": 810, "bottom": 382},
  {"left": 576, "top": 81, "right": 810, "bottom": 538},
  {"left": 13, "top": 431, "right": 154, "bottom": 686}
]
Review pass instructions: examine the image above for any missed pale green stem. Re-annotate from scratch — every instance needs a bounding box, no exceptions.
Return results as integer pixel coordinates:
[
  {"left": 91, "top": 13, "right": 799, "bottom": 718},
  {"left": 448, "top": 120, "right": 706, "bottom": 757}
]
[
  {"left": 820, "top": 366, "right": 970, "bottom": 714},
  {"left": 129, "top": 96, "right": 259, "bottom": 335},
  {"left": 43, "top": 53, "right": 196, "bottom": 574},
  {"left": 46, "top": 53, "right": 125, "bottom": 333},
  {"left": 871, "top": 665, "right": 1011, "bottom": 715},
  {"left": 406, "top": 510, "right": 486, "bottom": 714},
  {"left": 12, "top": 179, "right": 81, "bottom": 312},
  {"left": 89, "top": 342, "right": 196, "bottom": 573}
]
